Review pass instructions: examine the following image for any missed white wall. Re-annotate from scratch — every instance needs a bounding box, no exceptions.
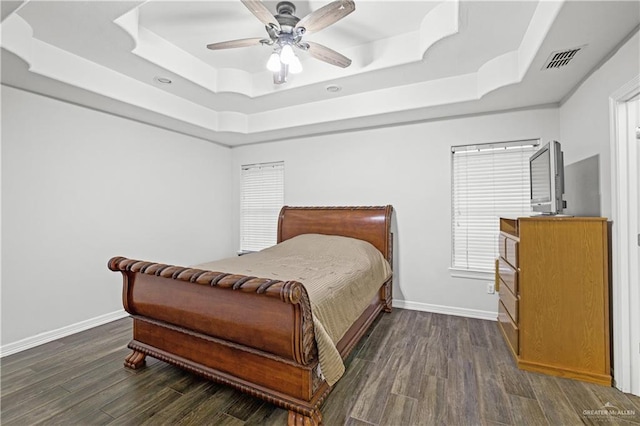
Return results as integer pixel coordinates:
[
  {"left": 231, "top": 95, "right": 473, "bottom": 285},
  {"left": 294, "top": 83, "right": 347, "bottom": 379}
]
[
  {"left": 560, "top": 30, "right": 640, "bottom": 219},
  {"left": 1, "top": 86, "right": 234, "bottom": 347},
  {"left": 231, "top": 108, "right": 560, "bottom": 316}
]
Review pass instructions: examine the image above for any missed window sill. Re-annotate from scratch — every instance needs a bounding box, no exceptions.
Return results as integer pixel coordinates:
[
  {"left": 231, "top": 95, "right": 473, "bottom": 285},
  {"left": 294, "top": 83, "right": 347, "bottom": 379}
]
[{"left": 449, "top": 267, "right": 494, "bottom": 281}]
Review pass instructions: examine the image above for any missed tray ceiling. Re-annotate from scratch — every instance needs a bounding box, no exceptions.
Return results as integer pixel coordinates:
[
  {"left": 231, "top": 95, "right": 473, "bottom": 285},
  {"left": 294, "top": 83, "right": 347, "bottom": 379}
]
[{"left": 1, "top": 0, "right": 639, "bottom": 146}]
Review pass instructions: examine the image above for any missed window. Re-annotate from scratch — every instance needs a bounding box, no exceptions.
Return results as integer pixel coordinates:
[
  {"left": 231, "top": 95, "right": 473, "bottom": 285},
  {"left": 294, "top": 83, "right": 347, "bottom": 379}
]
[
  {"left": 240, "top": 161, "right": 284, "bottom": 252},
  {"left": 451, "top": 140, "right": 538, "bottom": 273}
]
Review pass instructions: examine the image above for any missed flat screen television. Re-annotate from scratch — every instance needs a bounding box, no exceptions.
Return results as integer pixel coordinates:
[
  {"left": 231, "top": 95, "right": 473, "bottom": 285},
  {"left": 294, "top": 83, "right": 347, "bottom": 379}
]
[{"left": 530, "top": 140, "right": 565, "bottom": 215}]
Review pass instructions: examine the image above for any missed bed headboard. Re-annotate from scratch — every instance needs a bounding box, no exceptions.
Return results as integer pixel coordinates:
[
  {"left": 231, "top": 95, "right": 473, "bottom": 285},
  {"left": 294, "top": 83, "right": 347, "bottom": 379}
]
[{"left": 277, "top": 206, "right": 394, "bottom": 261}]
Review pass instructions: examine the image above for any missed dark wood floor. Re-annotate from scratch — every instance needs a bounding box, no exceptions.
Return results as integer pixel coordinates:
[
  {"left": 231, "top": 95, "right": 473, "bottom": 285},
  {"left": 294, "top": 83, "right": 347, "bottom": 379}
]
[{"left": 2, "top": 309, "right": 639, "bottom": 425}]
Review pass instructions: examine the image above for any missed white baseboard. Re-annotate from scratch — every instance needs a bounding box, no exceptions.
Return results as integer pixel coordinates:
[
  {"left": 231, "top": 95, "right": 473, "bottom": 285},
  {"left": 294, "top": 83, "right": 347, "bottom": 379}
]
[
  {"left": 0, "top": 303, "right": 494, "bottom": 357},
  {"left": 0, "top": 309, "right": 129, "bottom": 358},
  {"left": 393, "top": 299, "right": 497, "bottom": 321}
]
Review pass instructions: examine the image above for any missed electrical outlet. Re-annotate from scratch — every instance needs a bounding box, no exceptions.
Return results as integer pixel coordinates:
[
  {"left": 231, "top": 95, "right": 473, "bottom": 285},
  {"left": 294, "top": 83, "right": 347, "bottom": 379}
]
[{"left": 487, "top": 282, "right": 495, "bottom": 294}]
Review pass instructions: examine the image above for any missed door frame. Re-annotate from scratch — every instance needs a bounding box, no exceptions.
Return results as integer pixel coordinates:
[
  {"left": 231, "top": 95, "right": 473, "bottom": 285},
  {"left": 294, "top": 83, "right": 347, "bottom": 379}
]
[{"left": 609, "top": 74, "right": 640, "bottom": 395}]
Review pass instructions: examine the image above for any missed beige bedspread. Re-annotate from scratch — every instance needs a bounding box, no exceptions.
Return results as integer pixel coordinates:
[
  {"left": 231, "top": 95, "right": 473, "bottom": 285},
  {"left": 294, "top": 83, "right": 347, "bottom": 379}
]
[{"left": 195, "top": 233, "right": 391, "bottom": 386}]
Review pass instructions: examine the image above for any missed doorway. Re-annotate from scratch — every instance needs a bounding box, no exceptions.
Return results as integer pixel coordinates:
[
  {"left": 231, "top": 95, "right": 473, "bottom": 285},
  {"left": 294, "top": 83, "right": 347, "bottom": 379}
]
[{"left": 611, "top": 77, "right": 640, "bottom": 396}]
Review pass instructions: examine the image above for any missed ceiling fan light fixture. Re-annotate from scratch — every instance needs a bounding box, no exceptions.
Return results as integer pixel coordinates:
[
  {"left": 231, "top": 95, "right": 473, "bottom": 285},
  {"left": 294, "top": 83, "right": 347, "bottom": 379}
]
[
  {"left": 289, "top": 56, "right": 303, "bottom": 74},
  {"left": 280, "top": 44, "right": 295, "bottom": 64},
  {"left": 267, "top": 52, "right": 281, "bottom": 72}
]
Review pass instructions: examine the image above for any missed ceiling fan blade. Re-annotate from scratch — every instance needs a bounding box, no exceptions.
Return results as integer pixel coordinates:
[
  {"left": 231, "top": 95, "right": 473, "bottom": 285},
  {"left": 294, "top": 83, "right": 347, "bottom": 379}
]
[
  {"left": 240, "top": 0, "right": 280, "bottom": 29},
  {"left": 305, "top": 41, "right": 352, "bottom": 68},
  {"left": 206, "top": 37, "right": 264, "bottom": 50},
  {"left": 295, "top": 0, "right": 355, "bottom": 34}
]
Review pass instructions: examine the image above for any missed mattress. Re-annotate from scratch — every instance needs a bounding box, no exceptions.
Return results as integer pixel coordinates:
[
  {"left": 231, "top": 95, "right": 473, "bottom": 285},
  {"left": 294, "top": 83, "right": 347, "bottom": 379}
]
[{"left": 195, "top": 233, "right": 392, "bottom": 385}]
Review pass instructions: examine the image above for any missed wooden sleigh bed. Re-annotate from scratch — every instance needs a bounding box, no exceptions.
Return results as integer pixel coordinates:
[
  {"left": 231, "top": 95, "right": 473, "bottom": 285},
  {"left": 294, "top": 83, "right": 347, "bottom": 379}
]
[{"left": 108, "top": 206, "right": 393, "bottom": 425}]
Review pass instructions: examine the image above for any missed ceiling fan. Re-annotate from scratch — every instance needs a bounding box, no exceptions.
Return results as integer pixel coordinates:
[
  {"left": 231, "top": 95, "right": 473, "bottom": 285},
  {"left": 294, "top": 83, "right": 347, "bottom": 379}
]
[{"left": 206, "top": 0, "right": 355, "bottom": 84}]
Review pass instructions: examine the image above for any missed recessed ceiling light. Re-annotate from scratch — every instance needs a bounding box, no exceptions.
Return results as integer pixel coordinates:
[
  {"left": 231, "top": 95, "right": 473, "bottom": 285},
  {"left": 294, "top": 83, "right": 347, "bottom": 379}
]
[
  {"left": 325, "top": 85, "right": 341, "bottom": 93},
  {"left": 154, "top": 76, "right": 172, "bottom": 84}
]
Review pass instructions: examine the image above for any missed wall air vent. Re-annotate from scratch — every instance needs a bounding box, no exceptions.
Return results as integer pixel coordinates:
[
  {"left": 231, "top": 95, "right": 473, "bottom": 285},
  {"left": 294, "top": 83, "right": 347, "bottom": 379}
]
[{"left": 542, "top": 45, "right": 585, "bottom": 70}]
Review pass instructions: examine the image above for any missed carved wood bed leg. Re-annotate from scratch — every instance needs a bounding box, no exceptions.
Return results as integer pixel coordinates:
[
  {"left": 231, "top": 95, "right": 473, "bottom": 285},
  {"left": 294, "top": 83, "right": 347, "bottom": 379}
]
[
  {"left": 382, "top": 280, "right": 393, "bottom": 313},
  {"left": 288, "top": 410, "right": 322, "bottom": 426},
  {"left": 124, "top": 350, "right": 146, "bottom": 370}
]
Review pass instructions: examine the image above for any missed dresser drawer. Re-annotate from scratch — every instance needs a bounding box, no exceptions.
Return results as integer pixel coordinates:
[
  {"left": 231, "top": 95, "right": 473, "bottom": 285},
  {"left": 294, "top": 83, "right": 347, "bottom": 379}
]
[
  {"left": 504, "top": 236, "right": 519, "bottom": 267},
  {"left": 499, "top": 284, "right": 519, "bottom": 323},
  {"left": 498, "top": 300, "right": 519, "bottom": 355},
  {"left": 499, "top": 233, "right": 519, "bottom": 267},
  {"left": 499, "top": 233, "right": 507, "bottom": 260},
  {"left": 498, "top": 257, "right": 518, "bottom": 295}
]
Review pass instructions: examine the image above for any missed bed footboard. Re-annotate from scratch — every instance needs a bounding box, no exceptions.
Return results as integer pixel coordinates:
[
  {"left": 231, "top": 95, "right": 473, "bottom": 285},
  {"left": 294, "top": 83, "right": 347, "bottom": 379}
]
[
  {"left": 108, "top": 257, "right": 325, "bottom": 408},
  {"left": 109, "top": 257, "right": 316, "bottom": 364}
]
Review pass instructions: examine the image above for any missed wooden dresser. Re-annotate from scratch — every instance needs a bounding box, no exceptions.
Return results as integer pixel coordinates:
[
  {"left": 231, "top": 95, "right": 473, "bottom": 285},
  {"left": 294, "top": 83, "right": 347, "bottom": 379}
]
[{"left": 496, "top": 216, "right": 611, "bottom": 386}]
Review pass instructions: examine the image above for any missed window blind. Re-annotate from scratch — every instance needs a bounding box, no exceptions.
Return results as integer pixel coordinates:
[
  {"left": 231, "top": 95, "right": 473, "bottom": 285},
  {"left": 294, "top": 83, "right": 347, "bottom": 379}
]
[
  {"left": 451, "top": 140, "right": 538, "bottom": 272},
  {"left": 240, "top": 161, "right": 284, "bottom": 252}
]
